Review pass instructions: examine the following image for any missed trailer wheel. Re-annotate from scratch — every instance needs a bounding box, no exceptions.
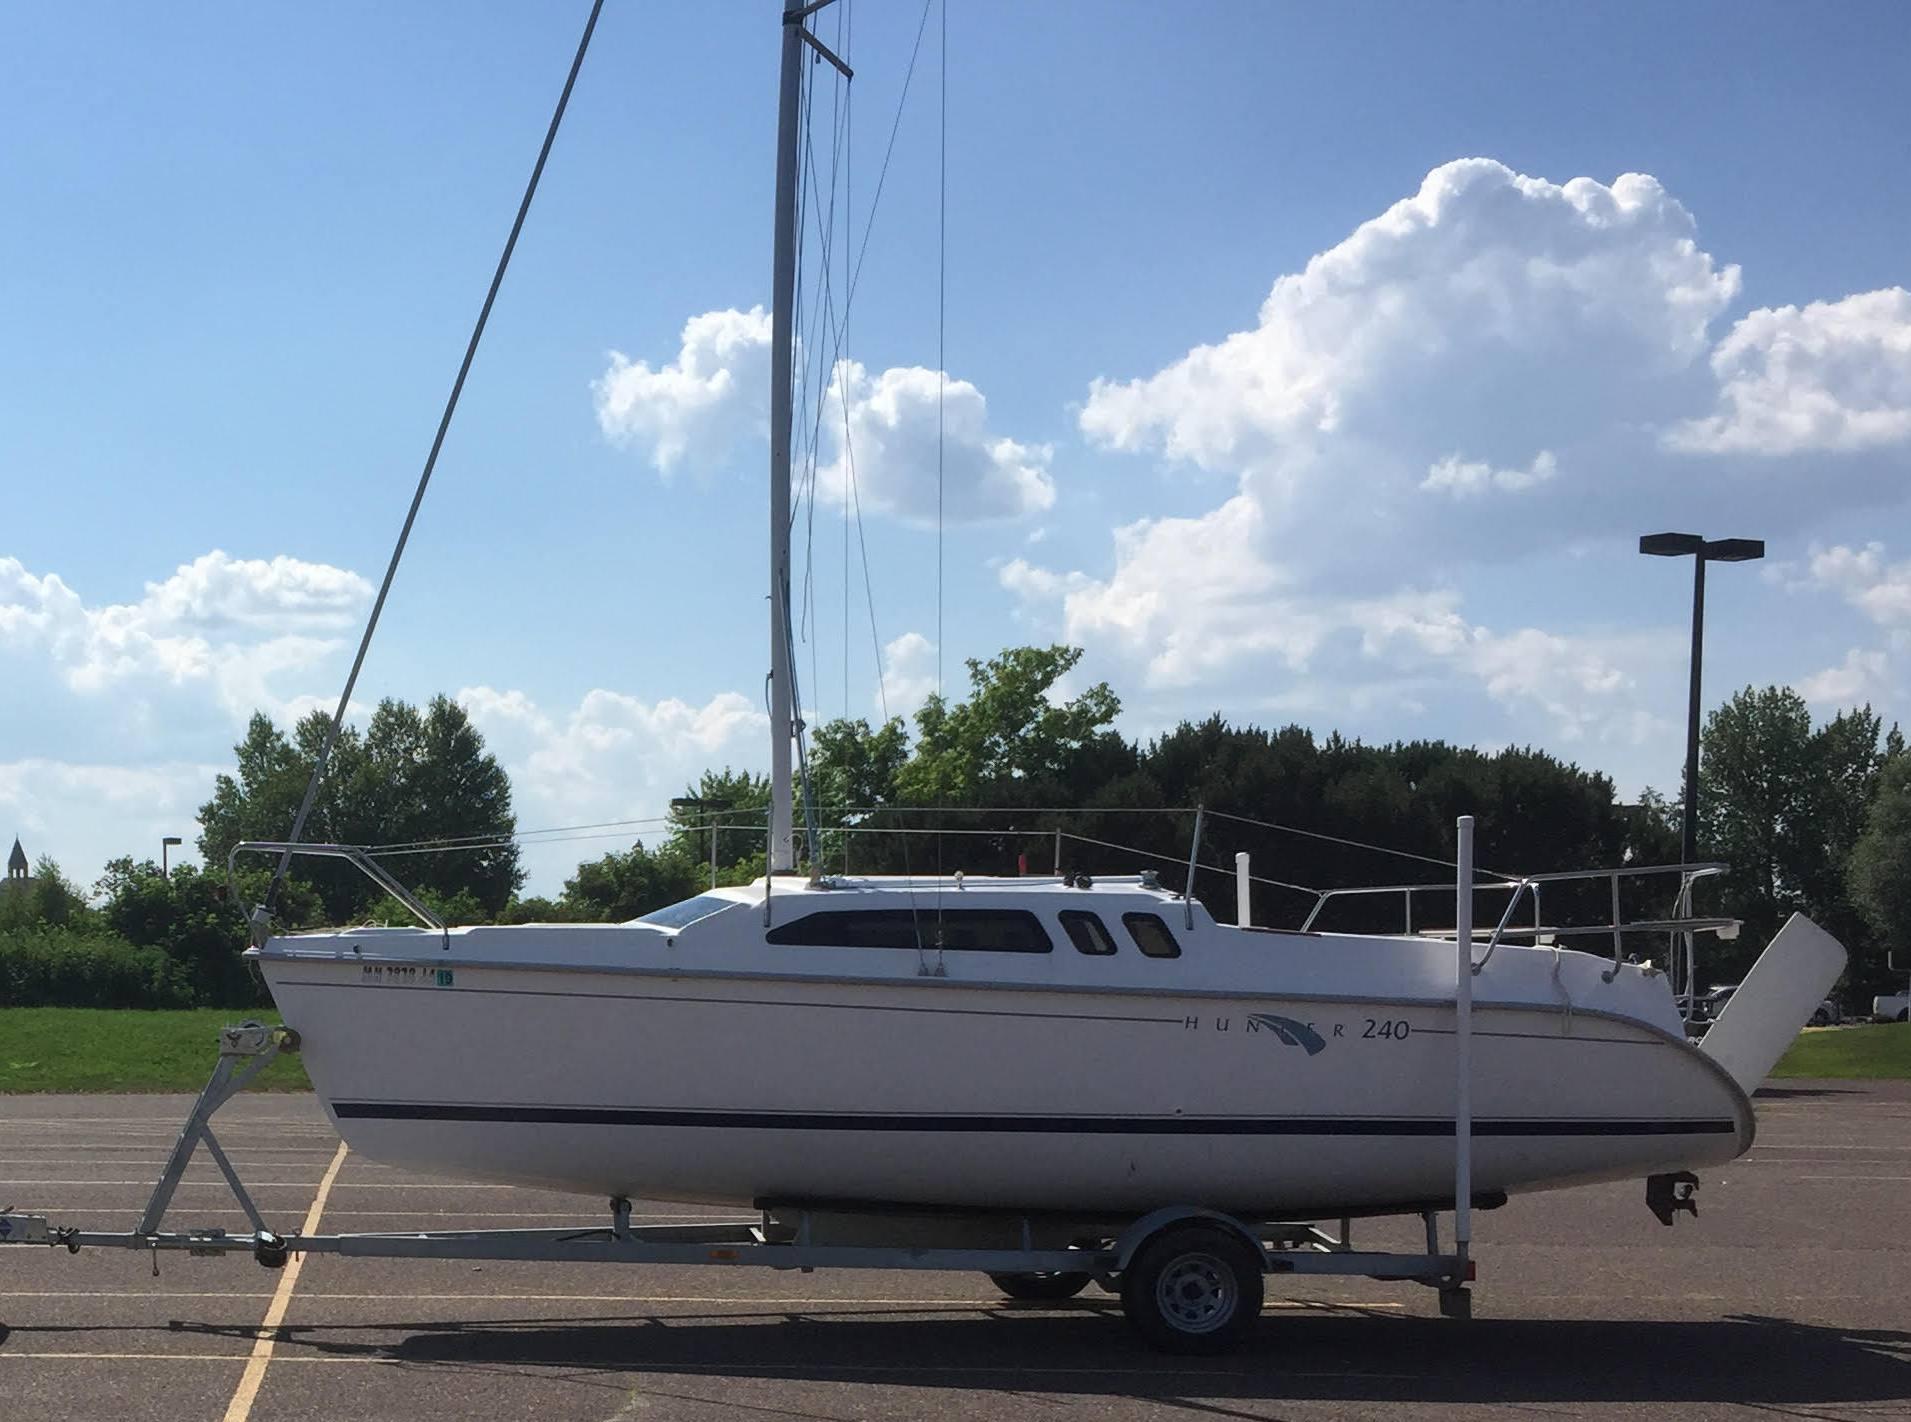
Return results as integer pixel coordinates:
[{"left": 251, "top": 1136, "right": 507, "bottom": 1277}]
[
  {"left": 987, "top": 1270, "right": 1092, "bottom": 1301},
  {"left": 1119, "top": 1224, "right": 1264, "bottom": 1354}
]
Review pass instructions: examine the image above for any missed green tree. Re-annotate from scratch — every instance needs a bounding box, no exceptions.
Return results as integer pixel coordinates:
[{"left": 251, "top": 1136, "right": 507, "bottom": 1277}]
[
  {"left": 805, "top": 717, "right": 909, "bottom": 872},
  {"left": 897, "top": 645, "right": 1122, "bottom": 804},
  {"left": 663, "top": 767, "right": 771, "bottom": 873},
  {"left": 561, "top": 840, "right": 703, "bottom": 922},
  {"left": 0, "top": 856, "right": 96, "bottom": 932},
  {"left": 199, "top": 696, "right": 523, "bottom": 923},
  {"left": 1698, "top": 687, "right": 1893, "bottom": 981},
  {"left": 808, "top": 717, "right": 909, "bottom": 812},
  {"left": 94, "top": 858, "right": 319, "bottom": 1006},
  {"left": 495, "top": 894, "right": 575, "bottom": 925},
  {"left": 1850, "top": 751, "right": 1911, "bottom": 999}
]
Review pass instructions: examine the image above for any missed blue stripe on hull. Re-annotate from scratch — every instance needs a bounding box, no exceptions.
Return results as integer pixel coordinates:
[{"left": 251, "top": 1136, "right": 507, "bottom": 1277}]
[{"left": 331, "top": 1102, "right": 1737, "bottom": 1137}]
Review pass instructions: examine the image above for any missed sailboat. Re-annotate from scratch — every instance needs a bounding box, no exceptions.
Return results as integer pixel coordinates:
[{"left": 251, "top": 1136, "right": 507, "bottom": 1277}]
[{"left": 246, "top": 2, "right": 1844, "bottom": 1220}]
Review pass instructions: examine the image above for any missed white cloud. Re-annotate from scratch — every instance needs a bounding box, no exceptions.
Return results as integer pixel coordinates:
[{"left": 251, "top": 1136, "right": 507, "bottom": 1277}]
[
  {"left": 1669, "top": 288, "right": 1911, "bottom": 455},
  {"left": 593, "top": 311, "right": 1051, "bottom": 522},
  {"left": 0, "top": 550, "right": 378, "bottom": 889},
  {"left": 818, "top": 363, "right": 1055, "bottom": 524},
  {"left": 0, "top": 758, "right": 223, "bottom": 885},
  {"left": 1421, "top": 449, "right": 1557, "bottom": 498},
  {"left": 1001, "top": 503, "right": 1667, "bottom": 745},
  {"left": 0, "top": 551, "right": 368, "bottom": 719},
  {"left": 592, "top": 306, "right": 773, "bottom": 475},
  {"left": 1013, "top": 158, "right": 1906, "bottom": 758},
  {"left": 1795, "top": 648, "right": 1890, "bottom": 706},
  {"left": 138, "top": 552, "right": 370, "bottom": 633},
  {"left": 998, "top": 557, "right": 1091, "bottom": 606},
  {"left": 457, "top": 683, "right": 767, "bottom": 892},
  {"left": 1080, "top": 159, "right": 1737, "bottom": 485},
  {"left": 1802, "top": 542, "right": 1911, "bottom": 628},
  {"left": 876, "top": 631, "right": 937, "bottom": 719},
  {"left": 1014, "top": 496, "right": 1318, "bottom": 691}
]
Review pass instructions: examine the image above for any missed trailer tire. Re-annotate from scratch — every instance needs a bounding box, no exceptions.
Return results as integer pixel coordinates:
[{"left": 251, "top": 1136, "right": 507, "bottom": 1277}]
[
  {"left": 987, "top": 1271, "right": 1092, "bottom": 1301},
  {"left": 1119, "top": 1223, "right": 1264, "bottom": 1354}
]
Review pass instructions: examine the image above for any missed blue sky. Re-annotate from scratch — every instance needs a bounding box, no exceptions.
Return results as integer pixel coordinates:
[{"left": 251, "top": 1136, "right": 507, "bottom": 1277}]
[{"left": 5, "top": 1, "right": 1910, "bottom": 896}]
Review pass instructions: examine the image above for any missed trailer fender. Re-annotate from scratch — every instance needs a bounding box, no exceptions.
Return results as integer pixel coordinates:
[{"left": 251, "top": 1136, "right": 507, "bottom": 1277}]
[{"left": 1112, "top": 1207, "right": 1268, "bottom": 1274}]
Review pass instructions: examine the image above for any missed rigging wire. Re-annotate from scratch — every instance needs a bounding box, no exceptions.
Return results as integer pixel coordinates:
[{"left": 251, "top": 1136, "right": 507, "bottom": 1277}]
[
  {"left": 358, "top": 800, "right": 1507, "bottom": 893},
  {"left": 935, "top": 0, "right": 947, "bottom": 709},
  {"left": 841, "top": 0, "right": 853, "bottom": 727},
  {"left": 840, "top": 0, "right": 935, "bottom": 334},
  {"left": 263, "top": 0, "right": 605, "bottom": 916},
  {"left": 931, "top": 0, "right": 948, "bottom": 961},
  {"left": 1202, "top": 807, "right": 1503, "bottom": 876}
]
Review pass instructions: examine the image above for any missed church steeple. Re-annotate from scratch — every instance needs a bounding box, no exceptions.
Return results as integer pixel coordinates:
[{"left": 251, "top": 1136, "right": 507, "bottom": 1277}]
[{"left": 6, "top": 837, "right": 27, "bottom": 881}]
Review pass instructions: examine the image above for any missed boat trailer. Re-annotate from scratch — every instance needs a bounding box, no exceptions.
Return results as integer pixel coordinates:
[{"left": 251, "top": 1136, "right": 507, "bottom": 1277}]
[{"left": 0, "top": 1018, "right": 1482, "bottom": 1353}]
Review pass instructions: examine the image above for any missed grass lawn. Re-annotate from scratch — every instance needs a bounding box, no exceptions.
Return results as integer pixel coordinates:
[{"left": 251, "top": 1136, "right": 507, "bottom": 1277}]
[
  {"left": 1770, "top": 1020, "right": 1911, "bottom": 1080},
  {"left": 0, "top": 1008, "right": 311, "bottom": 1093}
]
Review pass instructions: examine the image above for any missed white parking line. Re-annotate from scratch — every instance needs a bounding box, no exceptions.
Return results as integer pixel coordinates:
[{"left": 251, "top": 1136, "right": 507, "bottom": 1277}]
[
  {"left": 4, "top": 1208, "right": 735, "bottom": 1221},
  {"left": 1794, "top": 1174, "right": 1911, "bottom": 1182},
  {"left": 220, "top": 1141, "right": 348, "bottom": 1422},
  {"left": 0, "top": 1180, "right": 526, "bottom": 1190}
]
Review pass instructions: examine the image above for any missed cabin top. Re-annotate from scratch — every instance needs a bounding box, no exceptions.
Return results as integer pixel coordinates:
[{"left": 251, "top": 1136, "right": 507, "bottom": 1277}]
[{"left": 655, "top": 872, "right": 1186, "bottom": 921}]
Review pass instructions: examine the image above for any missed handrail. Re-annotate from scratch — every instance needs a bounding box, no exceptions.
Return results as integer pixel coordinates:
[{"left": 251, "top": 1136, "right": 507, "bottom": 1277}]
[
  {"left": 228, "top": 841, "right": 449, "bottom": 949},
  {"left": 1300, "top": 862, "right": 1734, "bottom": 981}
]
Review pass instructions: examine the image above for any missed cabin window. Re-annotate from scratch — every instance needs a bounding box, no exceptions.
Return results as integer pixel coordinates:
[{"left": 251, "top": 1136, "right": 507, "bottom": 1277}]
[
  {"left": 636, "top": 894, "right": 735, "bottom": 929},
  {"left": 1060, "top": 910, "right": 1117, "bottom": 956},
  {"left": 766, "top": 909, "right": 1053, "bottom": 953},
  {"left": 1123, "top": 912, "right": 1182, "bottom": 959}
]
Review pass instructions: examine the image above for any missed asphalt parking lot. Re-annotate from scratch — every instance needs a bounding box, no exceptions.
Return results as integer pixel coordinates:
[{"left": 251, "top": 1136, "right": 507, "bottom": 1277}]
[{"left": 2, "top": 1083, "right": 1908, "bottom": 1421}]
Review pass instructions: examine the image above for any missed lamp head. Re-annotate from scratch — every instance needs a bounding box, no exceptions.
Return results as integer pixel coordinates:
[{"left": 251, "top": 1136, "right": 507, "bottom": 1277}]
[{"left": 1640, "top": 532, "right": 1705, "bottom": 557}]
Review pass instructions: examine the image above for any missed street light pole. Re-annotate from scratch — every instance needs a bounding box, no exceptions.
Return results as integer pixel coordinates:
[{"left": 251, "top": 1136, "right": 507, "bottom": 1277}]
[
  {"left": 1681, "top": 553, "right": 1706, "bottom": 869},
  {"left": 161, "top": 836, "right": 183, "bottom": 878},
  {"left": 1641, "top": 532, "right": 1763, "bottom": 1015},
  {"left": 670, "top": 798, "right": 733, "bottom": 890},
  {"left": 1640, "top": 533, "right": 1765, "bottom": 864}
]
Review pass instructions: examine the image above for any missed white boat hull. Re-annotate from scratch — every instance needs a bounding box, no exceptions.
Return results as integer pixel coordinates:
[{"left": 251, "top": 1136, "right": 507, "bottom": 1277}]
[{"left": 260, "top": 955, "right": 1751, "bottom": 1215}]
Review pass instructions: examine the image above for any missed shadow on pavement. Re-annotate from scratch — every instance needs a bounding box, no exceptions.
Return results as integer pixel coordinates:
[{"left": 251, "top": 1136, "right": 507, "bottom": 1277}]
[
  {"left": 68, "top": 1305, "right": 1911, "bottom": 1408},
  {"left": 1753, "top": 1085, "right": 1863, "bottom": 1099}
]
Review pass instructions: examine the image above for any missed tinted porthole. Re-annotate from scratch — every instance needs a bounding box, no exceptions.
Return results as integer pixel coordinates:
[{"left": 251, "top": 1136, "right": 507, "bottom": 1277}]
[
  {"left": 1122, "top": 911, "right": 1182, "bottom": 959},
  {"left": 1060, "top": 910, "right": 1117, "bottom": 956}
]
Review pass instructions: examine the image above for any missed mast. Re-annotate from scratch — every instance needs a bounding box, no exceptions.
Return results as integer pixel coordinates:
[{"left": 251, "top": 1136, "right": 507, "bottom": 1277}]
[
  {"left": 768, "top": 0, "right": 850, "bottom": 875},
  {"left": 767, "top": 4, "right": 804, "bottom": 874}
]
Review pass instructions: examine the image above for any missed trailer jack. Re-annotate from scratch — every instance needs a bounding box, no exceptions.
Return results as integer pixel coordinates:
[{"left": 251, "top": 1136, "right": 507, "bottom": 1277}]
[{"left": 1646, "top": 1171, "right": 1699, "bottom": 1226}]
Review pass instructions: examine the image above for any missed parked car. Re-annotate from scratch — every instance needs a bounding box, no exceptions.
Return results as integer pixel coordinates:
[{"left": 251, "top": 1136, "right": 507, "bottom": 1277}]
[
  {"left": 1875, "top": 991, "right": 1910, "bottom": 1023},
  {"left": 1696, "top": 984, "right": 1738, "bottom": 1020},
  {"left": 1680, "top": 984, "right": 1738, "bottom": 1037}
]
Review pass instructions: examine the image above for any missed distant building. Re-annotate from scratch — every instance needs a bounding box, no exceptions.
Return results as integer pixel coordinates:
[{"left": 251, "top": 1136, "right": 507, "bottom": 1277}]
[{"left": 4, "top": 836, "right": 30, "bottom": 894}]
